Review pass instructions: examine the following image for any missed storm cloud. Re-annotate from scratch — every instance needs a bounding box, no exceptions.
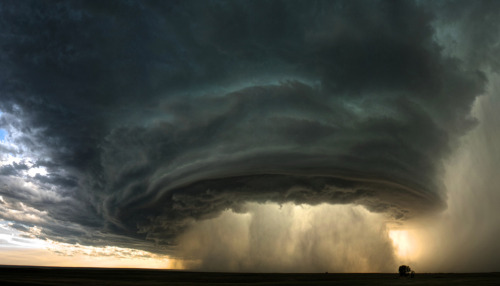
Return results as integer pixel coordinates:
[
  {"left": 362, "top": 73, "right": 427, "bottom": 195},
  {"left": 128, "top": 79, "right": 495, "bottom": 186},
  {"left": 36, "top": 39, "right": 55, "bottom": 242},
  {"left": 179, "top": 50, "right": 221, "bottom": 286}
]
[{"left": 0, "top": 0, "right": 495, "bottom": 268}]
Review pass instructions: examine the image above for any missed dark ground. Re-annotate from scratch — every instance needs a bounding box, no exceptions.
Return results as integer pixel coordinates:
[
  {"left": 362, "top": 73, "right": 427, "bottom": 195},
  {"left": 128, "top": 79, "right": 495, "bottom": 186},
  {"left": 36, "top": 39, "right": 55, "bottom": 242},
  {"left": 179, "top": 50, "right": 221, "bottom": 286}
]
[{"left": 0, "top": 266, "right": 499, "bottom": 285}]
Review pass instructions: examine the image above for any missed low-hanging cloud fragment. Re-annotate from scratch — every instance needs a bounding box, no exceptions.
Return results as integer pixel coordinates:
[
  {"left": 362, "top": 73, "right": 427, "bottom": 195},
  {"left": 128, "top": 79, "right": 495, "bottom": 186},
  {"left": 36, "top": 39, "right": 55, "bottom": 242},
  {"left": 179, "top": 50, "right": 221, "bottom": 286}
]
[{"left": 0, "top": 0, "right": 491, "bottom": 256}]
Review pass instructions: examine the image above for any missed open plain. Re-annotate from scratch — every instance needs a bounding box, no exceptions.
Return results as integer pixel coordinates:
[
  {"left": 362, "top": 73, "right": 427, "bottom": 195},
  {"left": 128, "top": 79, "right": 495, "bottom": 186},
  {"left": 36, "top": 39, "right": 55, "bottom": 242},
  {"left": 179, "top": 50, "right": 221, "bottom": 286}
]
[{"left": 1, "top": 266, "right": 500, "bottom": 286}]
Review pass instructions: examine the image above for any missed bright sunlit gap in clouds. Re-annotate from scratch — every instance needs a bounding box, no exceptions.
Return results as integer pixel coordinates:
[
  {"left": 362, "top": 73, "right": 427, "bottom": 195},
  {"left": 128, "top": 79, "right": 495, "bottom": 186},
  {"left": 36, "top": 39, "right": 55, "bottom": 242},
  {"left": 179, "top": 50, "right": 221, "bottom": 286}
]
[
  {"left": 0, "top": 220, "right": 184, "bottom": 269},
  {"left": 388, "top": 229, "right": 421, "bottom": 264},
  {"left": 0, "top": 112, "right": 48, "bottom": 178}
]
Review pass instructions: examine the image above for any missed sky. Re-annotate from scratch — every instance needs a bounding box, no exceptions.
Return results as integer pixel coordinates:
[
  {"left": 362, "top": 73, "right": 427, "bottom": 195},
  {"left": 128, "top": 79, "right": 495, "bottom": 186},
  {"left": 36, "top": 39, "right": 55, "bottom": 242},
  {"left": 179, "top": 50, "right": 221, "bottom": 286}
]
[{"left": 0, "top": 0, "right": 499, "bottom": 272}]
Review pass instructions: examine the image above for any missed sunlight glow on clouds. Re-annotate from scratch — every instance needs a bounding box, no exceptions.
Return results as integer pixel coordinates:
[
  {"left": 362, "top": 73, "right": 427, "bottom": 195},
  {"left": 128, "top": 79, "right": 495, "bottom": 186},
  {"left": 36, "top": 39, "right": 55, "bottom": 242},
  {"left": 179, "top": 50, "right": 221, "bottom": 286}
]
[
  {"left": 0, "top": 219, "right": 183, "bottom": 269},
  {"left": 388, "top": 230, "right": 420, "bottom": 263}
]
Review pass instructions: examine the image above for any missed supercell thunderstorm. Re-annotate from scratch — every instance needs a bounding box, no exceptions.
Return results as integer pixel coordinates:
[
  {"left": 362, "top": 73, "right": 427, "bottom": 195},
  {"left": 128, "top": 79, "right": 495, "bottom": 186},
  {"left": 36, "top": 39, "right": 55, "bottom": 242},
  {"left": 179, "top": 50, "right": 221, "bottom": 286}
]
[{"left": 0, "top": 0, "right": 498, "bottom": 271}]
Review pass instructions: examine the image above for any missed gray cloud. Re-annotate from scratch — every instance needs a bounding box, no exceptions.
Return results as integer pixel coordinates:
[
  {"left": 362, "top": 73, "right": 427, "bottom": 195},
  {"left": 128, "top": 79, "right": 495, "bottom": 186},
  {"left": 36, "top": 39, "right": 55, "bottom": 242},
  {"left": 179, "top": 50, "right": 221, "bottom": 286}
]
[{"left": 0, "top": 0, "right": 495, "bottom": 268}]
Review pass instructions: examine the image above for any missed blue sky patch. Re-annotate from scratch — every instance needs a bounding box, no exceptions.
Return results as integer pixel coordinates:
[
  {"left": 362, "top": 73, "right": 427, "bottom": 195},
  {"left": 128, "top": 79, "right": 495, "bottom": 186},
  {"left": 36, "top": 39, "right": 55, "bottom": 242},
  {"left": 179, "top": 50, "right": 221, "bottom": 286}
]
[{"left": 0, "top": 129, "right": 6, "bottom": 141}]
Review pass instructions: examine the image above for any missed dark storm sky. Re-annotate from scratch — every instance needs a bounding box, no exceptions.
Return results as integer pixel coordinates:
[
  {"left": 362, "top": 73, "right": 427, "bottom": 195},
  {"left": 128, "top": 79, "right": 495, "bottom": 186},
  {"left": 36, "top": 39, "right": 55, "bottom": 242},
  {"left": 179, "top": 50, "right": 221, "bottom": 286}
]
[{"left": 0, "top": 0, "right": 497, "bottom": 257}]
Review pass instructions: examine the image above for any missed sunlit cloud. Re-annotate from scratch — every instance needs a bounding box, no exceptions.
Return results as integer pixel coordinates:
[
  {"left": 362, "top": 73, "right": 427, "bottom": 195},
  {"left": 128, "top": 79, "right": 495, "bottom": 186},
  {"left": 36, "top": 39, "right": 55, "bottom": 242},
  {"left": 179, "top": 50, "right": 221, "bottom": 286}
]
[
  {"left": 388, "top": 229, "right": 421, "bottom": 264},
  {"left": 0, "top": 220, "right": 184, "bottom": 269}
]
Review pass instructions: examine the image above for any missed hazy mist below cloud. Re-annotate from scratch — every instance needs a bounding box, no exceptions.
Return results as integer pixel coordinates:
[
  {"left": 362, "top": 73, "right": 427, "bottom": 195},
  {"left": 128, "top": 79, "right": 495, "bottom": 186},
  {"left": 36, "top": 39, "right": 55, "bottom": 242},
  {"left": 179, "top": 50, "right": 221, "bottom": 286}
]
[
  {"left": 177, "top": 203, "right": 395, "bottom": 272},
  {"left": 404, "top": 76, "right": 500, "bottom": 273}
]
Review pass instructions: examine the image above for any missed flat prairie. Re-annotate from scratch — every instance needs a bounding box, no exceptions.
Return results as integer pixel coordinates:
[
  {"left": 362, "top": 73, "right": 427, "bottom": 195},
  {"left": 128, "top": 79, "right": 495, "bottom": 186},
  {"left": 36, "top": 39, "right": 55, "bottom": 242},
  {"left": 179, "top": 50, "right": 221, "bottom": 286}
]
[{"left": 0, "top": 266, "right": 499, "bottom": 285}]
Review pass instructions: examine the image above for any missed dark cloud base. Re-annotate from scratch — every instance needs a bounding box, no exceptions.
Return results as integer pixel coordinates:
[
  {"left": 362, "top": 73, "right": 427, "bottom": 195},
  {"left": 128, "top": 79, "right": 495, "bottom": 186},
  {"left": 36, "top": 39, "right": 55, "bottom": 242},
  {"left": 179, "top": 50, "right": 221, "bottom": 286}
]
[{"left": 131, "top": 172, "right": 442, "bottom": 244}]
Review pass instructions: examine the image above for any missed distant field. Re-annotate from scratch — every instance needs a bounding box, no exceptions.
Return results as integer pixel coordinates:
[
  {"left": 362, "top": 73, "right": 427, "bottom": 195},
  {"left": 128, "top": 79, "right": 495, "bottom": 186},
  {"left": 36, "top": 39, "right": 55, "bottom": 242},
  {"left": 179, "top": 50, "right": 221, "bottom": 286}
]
[{"left": 0, "top": 266, "right": 499, "bottom": 285}]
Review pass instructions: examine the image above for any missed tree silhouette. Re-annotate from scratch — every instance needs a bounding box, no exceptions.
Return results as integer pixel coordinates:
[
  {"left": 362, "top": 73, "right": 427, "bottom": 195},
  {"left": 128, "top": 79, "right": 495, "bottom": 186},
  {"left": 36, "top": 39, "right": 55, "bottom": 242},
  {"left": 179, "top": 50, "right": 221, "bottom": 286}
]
[{"left": 398, "top": 265, "right": 411, "bottom": 277}]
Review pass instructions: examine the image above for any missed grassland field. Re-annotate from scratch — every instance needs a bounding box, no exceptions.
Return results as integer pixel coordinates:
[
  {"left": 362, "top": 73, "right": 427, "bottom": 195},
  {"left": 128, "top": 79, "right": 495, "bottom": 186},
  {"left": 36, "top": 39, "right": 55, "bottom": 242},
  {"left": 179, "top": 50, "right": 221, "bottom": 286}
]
[{"left": 1, "top": 265, "right": 499, "bottom": 285}]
